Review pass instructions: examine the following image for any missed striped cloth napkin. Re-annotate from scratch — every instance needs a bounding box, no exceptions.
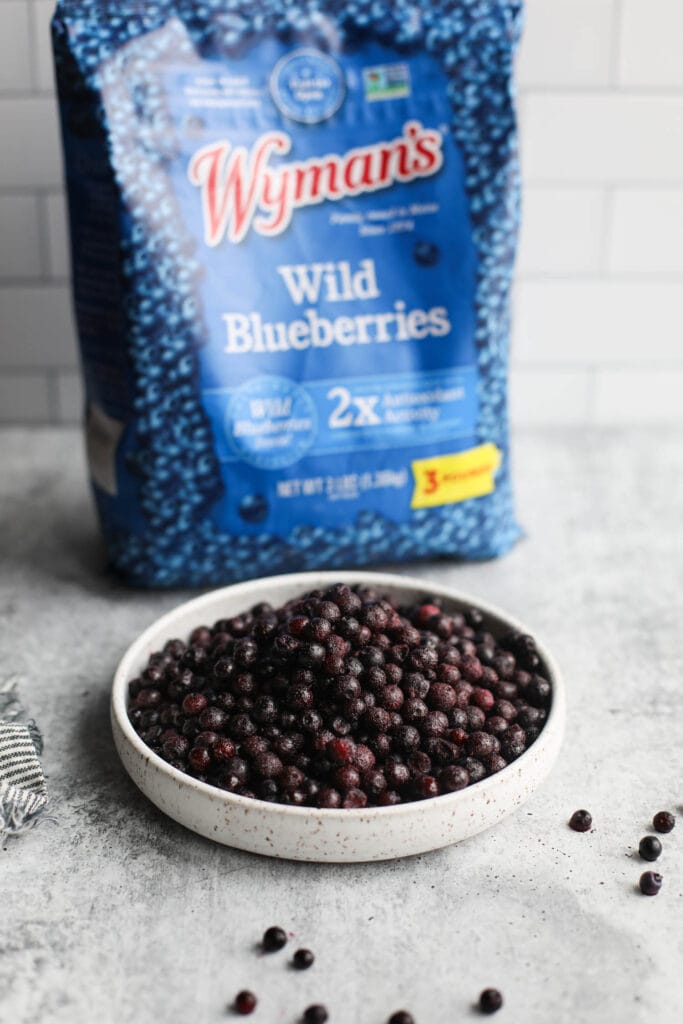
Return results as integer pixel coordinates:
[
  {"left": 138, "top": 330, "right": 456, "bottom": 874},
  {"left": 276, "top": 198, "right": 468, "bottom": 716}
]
[{"left": 0, "top": 680, "right": 49, "bottom": 836}]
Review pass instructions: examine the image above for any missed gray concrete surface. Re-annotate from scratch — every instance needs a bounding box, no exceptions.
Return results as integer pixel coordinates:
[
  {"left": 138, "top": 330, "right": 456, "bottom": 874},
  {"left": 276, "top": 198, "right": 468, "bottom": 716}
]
[{"left": 0, "top": 426, "right": 682, "bottom": 1024}]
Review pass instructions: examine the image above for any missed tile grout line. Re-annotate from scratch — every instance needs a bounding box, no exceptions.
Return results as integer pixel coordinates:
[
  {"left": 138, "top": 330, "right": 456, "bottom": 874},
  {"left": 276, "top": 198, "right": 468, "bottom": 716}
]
[
  {"left": 586, "top": 366, "right": 598, "bottom": 426},
  {"left": 0, "top": 277, "right": 70, "bottom": 287},
  {"left": 9, "top": 85, "right": 683, "bottom": 98},
  {"left": 26, "top": 0, "right": 40, "bottom": 94},
  {"left": 598, "top": 185, "right": 615, "bottom": 276},
  {"left": 8, "top": 182, "right": 683, "bottom": 194},
  {"left": 608, "top": 0, "right": 624, "bottom": 88},
  {"left": 519, "top": 85, "right": 683, "bottom": 97},
  {"left": 5, "top": 86, "right": 683, "bottom": 100},
  {"left": 518, "top": 272, "right": 683, "bottom": 283},
  {"left": 8, "top": 273, "right": 683, "bottom": 287},
  {"left": 36, "top": 191, "right": 52, "bottom": 281},
  {"left": 510, "top": 360, "right": 683, "bottom": 372},
  {"left": 0, "top": 186, "right": 65, "bottom": 197},
  {"left": 524, "top": 178, "right": 683, "bottom": 188},
  {"left": 45, "top": 370, "right": 59, "bottom": 421}
]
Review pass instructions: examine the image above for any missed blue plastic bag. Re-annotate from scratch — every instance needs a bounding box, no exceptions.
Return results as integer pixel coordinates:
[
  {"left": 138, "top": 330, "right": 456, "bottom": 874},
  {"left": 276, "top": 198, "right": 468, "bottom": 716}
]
[{"left": 53, "top": 1, "right": 523, "bottom": 586}]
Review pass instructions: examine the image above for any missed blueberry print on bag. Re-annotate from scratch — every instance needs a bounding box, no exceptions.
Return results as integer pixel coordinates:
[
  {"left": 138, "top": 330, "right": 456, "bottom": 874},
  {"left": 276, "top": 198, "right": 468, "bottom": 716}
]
[{"left": 52, "top": 1, "right": 524, "bottom": 587}]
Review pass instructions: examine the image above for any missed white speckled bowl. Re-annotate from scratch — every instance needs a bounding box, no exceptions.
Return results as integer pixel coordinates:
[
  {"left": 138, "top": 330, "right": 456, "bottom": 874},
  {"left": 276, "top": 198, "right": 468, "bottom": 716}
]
[{"left": 111, "top": 572, "right": 565, "bottom": 862}]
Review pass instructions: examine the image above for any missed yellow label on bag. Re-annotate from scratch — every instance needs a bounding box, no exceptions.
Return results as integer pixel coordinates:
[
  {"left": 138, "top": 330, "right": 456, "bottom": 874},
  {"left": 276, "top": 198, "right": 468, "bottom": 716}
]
[{"left": 410, "top": 444, "right": 502, "bottom": 509}]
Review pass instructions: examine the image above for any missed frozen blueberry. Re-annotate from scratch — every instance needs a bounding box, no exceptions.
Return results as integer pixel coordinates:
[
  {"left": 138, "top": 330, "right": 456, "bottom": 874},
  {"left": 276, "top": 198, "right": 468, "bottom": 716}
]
[
  {"left": 638, "top": 836, "right": 662, "bottom": 862},
  {"left": 326, "top": 737, "right": 356, "bottom": 765},
  {"left": 440, "top": 765, "right": 469, "bottom": 792},
  {"left": 303, "top": 1006, "right": 328, "bottom": 1024},
  {"left": 188, "top": 746, "right": 211, "bottom": 773},
  {"left": 569, "top": 809, "right": 592, "bottom": 832},
  {"left": 293, "top": 948, "right": 315, "bottom": 970},
  {"left": 234, "top": 990, "right": 257, "bottom": 1015},
  {"left": 639, "top": 871, "right": 663, "bottom": 896},
  {"left": 652, "top": 811, "right": 675, "bottom": 834},
  {"left": 182, "top": 692, "right": 207, "bottom": 716},
  {"left": 262, "top": 925, "right": 287, "bottom": 952},
  {"left": 479, "top": 989, "right": 503, "bottom": 1014},
  {"left": 318, "top": 787, "right": 342, "bottom": 809}
]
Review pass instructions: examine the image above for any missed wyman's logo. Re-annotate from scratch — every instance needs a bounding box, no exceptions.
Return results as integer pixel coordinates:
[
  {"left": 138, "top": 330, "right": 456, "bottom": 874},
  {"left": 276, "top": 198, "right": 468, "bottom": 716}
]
[{"left": 187, "top": 120, "right": 444, "bottom": 245}]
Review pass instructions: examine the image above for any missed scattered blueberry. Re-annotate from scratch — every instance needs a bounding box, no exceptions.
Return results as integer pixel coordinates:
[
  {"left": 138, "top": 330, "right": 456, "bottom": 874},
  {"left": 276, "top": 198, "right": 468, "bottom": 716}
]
[
  {"left": 234, "top": 990, "right": 257, "bottom": 1015},
  {"left": 262, "top": 925, "right": 287, "bottom": 952},
  {"left": 293, "top": 949, "right": 315, "bottom": 970},
  {"left": 569, "top": 809, "right": 592, "bottom": 833},
  {"left": 652, "top": 811, "right": 675, "bottom": 834},
  {"left": 639, "top": 871, "right": 663, "bottom": 896},
  {"left": 479, "top": 988, "right": 503, "bottom": 1014},
  {"left": 303, "top": 1005, "right": 328, "bottom": 1024},
  {"left": 638, "top": 836, "right": 662, "bottom": 862},
  {"left": 388, "top": 1012, "right": 415, "bottom": 1024}
]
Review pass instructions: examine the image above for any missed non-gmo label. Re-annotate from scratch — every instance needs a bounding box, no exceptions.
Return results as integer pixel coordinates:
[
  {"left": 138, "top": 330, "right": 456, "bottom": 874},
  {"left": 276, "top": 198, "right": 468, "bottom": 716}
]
[
  {"left": 363, "top": 62, "right": 411, "bottom": 102},
  {"left": 270, "top": 49, "right": 345, "bottom": 124}
]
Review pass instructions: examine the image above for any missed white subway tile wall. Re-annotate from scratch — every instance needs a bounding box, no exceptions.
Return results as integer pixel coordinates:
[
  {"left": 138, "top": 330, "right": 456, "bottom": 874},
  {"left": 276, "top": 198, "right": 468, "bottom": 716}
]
[
  {"left": 515, "top": 281, "right": 683, "bottom": 364},
  {"left": 618, "top": 1, "right": 683, "bottom": 88},
  {"left": 54, "top": 370, "right": 83, "bottom": 421},
  {"left": 0, "top": 373, "right": 53, "bottom": 423},
  {"left": 0, "top": 285, "right": 75, "bottom": 368},
  {"left": 608, "top": 189, "right": 683, "bottom": 274},
  {"left": 517, "top": 187, "right": 606, "bottom": 274},
  {"left": 44, "top": 190, "right": 70, "bottom": 279},
  {"left": 595, "top": 367, "right": 683, "bottom": 423},
  {"left": 0, "top": 2, "right": 32, "bottom": 93},
  {"left": 517, "top": 0, "right": 614, "bottom": 88},
  {"left": 0, "top": 1, "right": 681, "bottom": 425},
  {"left": 32, "top": 1, "right": 57, "bottom": 93},
  {"left": 0, "top": 195, "right": 42, "bottom": 278}
]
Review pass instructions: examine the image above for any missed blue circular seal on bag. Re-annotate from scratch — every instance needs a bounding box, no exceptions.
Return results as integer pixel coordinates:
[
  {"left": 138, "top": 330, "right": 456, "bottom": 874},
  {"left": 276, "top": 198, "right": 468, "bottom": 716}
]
[
  {"left": 270, "top": 49, "right": 345, "bottom": 124},
  {"left": 226, "top": 375, "right": 318, "bottom": 470}
]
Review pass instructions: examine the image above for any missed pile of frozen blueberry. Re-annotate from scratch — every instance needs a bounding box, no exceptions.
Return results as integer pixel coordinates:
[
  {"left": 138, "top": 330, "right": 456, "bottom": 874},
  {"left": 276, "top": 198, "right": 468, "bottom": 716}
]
[{"left": 128, "top": 583, "right": 550, "bottom": 807}]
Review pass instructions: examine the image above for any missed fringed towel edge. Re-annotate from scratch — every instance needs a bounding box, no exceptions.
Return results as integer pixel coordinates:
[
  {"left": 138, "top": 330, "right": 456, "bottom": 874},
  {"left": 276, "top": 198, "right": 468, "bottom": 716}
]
[{"left": 0, "top": 780, "right": 50, "bottom": 836}]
